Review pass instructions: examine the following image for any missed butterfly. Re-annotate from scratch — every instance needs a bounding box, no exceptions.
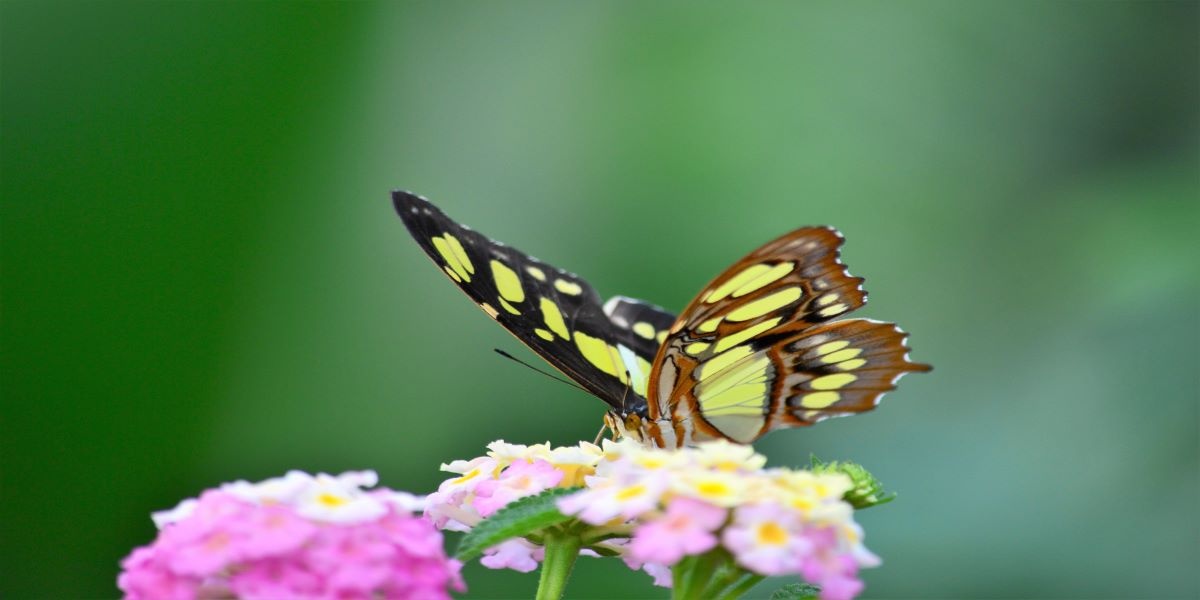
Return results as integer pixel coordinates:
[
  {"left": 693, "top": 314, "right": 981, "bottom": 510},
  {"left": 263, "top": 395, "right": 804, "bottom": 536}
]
[{"left": 393, "top": 191, "right": 930, "bottom": 448}]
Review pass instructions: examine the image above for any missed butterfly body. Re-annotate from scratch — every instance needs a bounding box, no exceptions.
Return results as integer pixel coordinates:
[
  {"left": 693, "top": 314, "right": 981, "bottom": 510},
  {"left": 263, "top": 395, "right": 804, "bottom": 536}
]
[{"left": 393, "top": 191, "right": 929, "bottom": 448}]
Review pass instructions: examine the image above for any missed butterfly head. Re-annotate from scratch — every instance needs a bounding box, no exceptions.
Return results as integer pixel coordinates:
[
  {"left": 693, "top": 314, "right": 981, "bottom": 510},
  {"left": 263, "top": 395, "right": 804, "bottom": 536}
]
[{"left": 603, "top": 408, "right": 648, "bottom": 444}]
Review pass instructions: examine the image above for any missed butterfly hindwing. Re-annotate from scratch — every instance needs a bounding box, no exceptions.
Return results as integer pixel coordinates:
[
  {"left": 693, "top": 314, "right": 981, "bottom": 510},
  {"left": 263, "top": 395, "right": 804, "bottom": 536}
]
[
  {"left": 644, "top": 227, "right": 929, "bottom": 445},
  {"left": 393, "top": 191, "right": 664, "bottom": 410},
  {"left": 761, "top": 318, "right": 930, "bottom": 427}
]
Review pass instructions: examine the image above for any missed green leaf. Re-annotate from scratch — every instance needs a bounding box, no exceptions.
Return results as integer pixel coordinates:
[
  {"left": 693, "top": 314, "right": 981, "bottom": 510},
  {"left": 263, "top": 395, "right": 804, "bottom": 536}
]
[
  {"left": 769, "top": 582, "right": 821, "bottom": 600},
  {"left": 810, "top": 456, "right": 896, "bottom": 510},
  {"left": 454, "top": 487, "right": 581, "bottom": 561}
]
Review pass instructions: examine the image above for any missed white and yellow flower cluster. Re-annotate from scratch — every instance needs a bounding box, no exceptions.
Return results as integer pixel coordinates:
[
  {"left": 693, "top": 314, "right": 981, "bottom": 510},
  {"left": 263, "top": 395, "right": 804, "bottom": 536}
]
[{"left": 428, "top": 439, "right": 878, "bottom": 599}]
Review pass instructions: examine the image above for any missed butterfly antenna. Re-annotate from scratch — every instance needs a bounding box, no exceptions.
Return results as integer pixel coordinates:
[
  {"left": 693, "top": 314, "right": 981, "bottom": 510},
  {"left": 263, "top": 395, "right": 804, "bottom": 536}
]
[
  {"left": 493, "top": 349, "right": 588, "bottom": 392},
  {"left": 618, "top": 370, "right": 632, "bottom": 414}
]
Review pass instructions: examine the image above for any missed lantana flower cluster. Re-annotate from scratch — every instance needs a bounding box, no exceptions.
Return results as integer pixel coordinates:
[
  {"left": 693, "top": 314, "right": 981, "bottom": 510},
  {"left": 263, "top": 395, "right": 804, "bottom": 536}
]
[
  {"left": 425, "top": 440, "right": 603, "bottom": 572},
  {"left": 118, "top": 470, "right": 464, "bottom": 600},
  {"left": 427, "top": 439, "right": 879, "bottom": 600}
]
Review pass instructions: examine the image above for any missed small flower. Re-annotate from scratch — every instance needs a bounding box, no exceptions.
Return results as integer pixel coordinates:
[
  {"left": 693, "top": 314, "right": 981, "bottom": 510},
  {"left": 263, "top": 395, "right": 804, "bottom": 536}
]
[
  {"left": 598, "top": 438, "right": 688, "bottom": 473},
  {"left": 425, "top": 457, "right": 498, "bottom": 531},
  {"left": 487, "top": 439, "right": 549, "bottom": 464},
  {"left": 815, "top": 571, "right": 865, "bottom": 600},
  {"left": 438, "top": 456, "right": 498, "bottom": 495},
  {"left": 230, "top": 504, "right": 316, "bottom": 559},
  {"left": 770, "top": 470, "right": 855, "bottom": 522},
  {"left": 473, "top": 458, "right": 564, "bottom": 516},
  {"left": 670, "top": 469, "right": 749, "bottom": 507},
  {"left": 378, "top": 506, "right": 447, "bottom": 559},
  {"left": 423, "top": 487, "right": 479, "bottom": 532},
  {"left": 480, "top": 539, "right": 544, "bottom": 573},
  {"left": 150, "top": 498, "right": 198, "bottom": 529},
  {"left": 334, "top": 470, "right": 379, "bottom": 488},
  {"left": 722, "top": 502, "right": 810, "bottom": 575},
  {"left": 382, "top": 490, "right": 427, "bottom": 513},
  {"left": 628, "top": 496, "right": 726, "bottom": 565},
  {"left": 441, "top": 455, "right": 493, "bottom": 477},
  {"left": 693, "top": 439, "right": 767, "bottom": 472},
  {"left": 544, "top": 441, "right": 604, "bottom": 486},
  {"left": 294, "top": 473, "right": 389, "bottom": 524},
  {"left": 117, "top": 547, "right": 197, "bottom": 600},
  {"left": 305, "top": 526, "right": 396, "bottom": 594},
  {"left": 557, "top": 473, "right": 666, "bottom": 525},
  {"left": 622, "top": 553, "right": 673, "bottom": 588},
  {"left": 228, "top": 559, "right": 321, "bottom": 600},
  {"left": 642, "top": 561, "right": 673, "bottom": 588},
  {"left": 222, "top": 470, "right": 313, "bottom": 505}
]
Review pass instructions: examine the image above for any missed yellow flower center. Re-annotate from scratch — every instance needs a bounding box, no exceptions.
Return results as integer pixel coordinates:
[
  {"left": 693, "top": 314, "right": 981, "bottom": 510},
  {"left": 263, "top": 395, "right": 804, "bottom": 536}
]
[
  {"left": 756, "top": 522, "right": 788, "bottom": 546},
  {"left": 317, "top": 492, "right": 349, "bottom": 507},
  {"left": 616, "top": 484, "right": 646, "bottom": 501},
  {"left": 637, "top": 457, "right": 666, "bottom": 469},
  {"left": 790, "top": 496, "right": 814, "bottom": 511},
  {"left": 697, "top": 481, "right": 730, "bottom": 497}
]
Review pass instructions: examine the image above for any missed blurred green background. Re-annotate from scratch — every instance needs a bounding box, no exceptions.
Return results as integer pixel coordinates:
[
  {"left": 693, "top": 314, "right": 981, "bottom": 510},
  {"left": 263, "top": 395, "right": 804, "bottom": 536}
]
[{"left": 3, "top": 2, "right": 1197, "bottom": 598}]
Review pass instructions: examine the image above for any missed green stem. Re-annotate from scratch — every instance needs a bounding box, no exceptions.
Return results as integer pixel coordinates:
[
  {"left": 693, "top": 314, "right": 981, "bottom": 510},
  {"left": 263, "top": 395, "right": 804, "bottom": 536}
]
[
  {"left": 580, "top": 524, "right": 633, "bottom": 544},
  {"left": 673, "top": 550, "right": 726, "bottom": 600},
  {"left": 672, "top": 555, "right": 699, "bottom": 598},
  {"left": 535, "top": 529, "right": 583, "bottom": 600},
  {"left": 700, "top": 562, "right": 744, "bottom": 599},
  {"left": 714, "top": 573, "right": 765, "bottom": 600}
]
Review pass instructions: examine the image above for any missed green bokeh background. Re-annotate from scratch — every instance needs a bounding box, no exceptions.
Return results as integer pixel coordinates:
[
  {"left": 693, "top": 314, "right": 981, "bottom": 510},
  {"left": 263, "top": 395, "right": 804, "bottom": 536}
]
[{"left": 3, "top": 2, "right": 1197, "bottom": 598}]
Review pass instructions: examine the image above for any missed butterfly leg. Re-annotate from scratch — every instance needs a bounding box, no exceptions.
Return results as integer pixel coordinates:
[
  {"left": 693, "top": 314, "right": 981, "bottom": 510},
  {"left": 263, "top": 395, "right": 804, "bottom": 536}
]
[{"left": 593, "top": 422, "right": 607, "bottom": 445}]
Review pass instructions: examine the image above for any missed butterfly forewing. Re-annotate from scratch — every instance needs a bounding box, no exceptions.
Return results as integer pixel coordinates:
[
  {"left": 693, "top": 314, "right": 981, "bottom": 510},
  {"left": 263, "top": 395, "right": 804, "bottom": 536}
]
[
  {"left": 604, "top": 294, "right": 674, "bottom": 350},
  {"left": 645, "top": 227, "right": 929, "bottom": 446},
  {"left": 393, "top": 191, "right": 668, "bottom": 410}
]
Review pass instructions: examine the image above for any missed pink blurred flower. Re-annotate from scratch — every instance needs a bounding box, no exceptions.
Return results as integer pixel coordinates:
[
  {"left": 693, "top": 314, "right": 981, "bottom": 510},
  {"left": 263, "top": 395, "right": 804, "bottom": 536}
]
[
  {"left": 117, "top": 547, "right": 197, "bottom": 600},
  {"left": 164, "top": 514, "right": 249, "bottom": 577},
  {"left": 798, "top": 532, "right": 871, "bottom": 600},
  {"left": 117, "top": 470, "right": 463, "bottom": 600},
  {"left": 808, "top": 559, "right": 864, "bottom": 600},
  {"left": 621, "top": 552, "right": 673, "bottom": 589},
  {"left": 472, "top": 459, "right": 563, "bottom": 517},
  {"left": 628, "top": 496, "right": 727, "bottom": 565},
  {"left": 480, "top": 539, "right": 545, "bottom": 573},
  {"left": 642, "top": 561, "right": 673, "bottom": 588},
  {"left": 232, "top": 504, "right": 317, "bottom": 560},
  {"left": 228, "top": 559, "right": 321, "bottom": 600},
  {"left": 305, "top": 526, "right": 396, "bottom": 593}
]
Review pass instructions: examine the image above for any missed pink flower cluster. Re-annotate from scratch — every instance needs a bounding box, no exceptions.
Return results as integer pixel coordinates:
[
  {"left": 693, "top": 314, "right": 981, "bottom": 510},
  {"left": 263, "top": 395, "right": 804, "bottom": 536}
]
[
  {"left": 556, "top": 439, "right": 878, "bottom": 600},
  {"left": 118, "top": 471, "right": 464, "bottom": 600}
]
